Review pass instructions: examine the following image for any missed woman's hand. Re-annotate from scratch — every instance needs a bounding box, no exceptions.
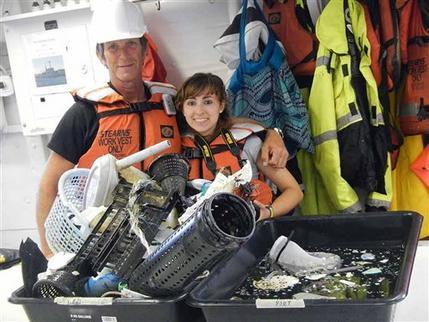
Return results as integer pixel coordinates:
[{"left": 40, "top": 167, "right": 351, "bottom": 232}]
[
  {"left": 260, "top": 129, "right": 288, "bottom": 168},
  {"left": 253, "top": 200, "right": 270, "bottom": 221}
]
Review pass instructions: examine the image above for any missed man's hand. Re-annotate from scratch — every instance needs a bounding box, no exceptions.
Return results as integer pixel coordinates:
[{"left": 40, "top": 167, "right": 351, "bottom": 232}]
[{"left": 260, "top": 129, "right": 288, "bottom": 167}]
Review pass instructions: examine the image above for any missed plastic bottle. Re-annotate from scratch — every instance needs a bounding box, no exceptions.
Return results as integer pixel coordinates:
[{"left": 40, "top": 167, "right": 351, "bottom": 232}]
[{"left": 83, "top": 271, "right": 122, "bottom": 297}]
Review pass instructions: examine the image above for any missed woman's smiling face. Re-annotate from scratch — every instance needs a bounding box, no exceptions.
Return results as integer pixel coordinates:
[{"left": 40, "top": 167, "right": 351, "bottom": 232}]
[{"left": 182, "top": 91, "right": 224, "bottom": 138}]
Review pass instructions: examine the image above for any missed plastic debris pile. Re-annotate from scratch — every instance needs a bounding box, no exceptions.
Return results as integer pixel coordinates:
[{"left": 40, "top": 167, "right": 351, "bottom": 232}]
[
  {"left": 233, "top": 242, "right": 404, "bottom": 300},
  {"left": 33, "top": 153, "right": 259, "bottom": 299}
]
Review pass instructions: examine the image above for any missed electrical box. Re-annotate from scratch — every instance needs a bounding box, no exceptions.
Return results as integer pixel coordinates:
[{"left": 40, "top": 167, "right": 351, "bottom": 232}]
[{"left": 1, "top": 4, "right": 96, "bottom": 136}]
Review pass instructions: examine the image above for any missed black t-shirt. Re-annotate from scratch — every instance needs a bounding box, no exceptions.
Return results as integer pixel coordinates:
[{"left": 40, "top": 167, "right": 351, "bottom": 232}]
[{"left": 48, "top": 101, "right": 98, "bottom": 164}]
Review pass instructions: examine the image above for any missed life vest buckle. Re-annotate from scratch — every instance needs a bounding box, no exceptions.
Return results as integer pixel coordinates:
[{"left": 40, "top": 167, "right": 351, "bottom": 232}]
[{"left": 182, "top": 148, "right": 201, "bottom": 159}]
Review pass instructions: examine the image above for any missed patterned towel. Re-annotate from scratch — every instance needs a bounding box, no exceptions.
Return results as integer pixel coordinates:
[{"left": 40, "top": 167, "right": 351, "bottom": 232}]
[
  {"left": 223, "top": 0, "right": 314, "bottom": 155},
  {"left": 228, "top": 60, "right": 314, "bottom": 155}
]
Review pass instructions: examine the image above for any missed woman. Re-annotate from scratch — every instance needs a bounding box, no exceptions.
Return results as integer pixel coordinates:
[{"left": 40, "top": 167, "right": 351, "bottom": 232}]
[{"left": 176, "top": 73, "right": 303, "bottom": 220}]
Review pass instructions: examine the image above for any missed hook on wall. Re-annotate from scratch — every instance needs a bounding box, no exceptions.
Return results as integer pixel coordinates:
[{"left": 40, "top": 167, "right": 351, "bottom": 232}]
[
  {"left": 155, "top": 0, "right": 160, "bottom": 10},
  {"left": 208, "top": 0, "right": 215, "bottom": 4}
]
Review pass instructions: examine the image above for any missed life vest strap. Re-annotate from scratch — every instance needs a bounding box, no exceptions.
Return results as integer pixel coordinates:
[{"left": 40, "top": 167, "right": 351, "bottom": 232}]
[
  {"left": 192, "top": 128, "right": 247, "bottom": 176},
  {"left": 193, "top": 134, "right": 218, "bottom": 174},
  {"left": 220, "top": 128, "right": 247, "bottom": 168},
  {"left": 408, "top": 36, "right": 429, "bottom": 46},
  {"left": 182, "top": 143, "right": 245, "bottom": 159},
  {"left": 299, "top": 40, "right": 318, "bottom": 64},
  {"left": 382, "top": 37, "right": 397, "bottom": 49},
  {"left": 97, "top": 102, "right": 164, "bottom": 119},
  {"left": 220, "top": 129, "right": 240, "bottom": 158}
]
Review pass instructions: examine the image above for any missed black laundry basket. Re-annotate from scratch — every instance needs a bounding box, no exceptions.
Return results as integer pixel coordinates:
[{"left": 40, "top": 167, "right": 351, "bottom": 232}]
[
  {"left": 129, "top": 193, "right": 256, "bottom": 297},
  {"left": 187, "top": 212, "right": 423, "bottom": 322}
]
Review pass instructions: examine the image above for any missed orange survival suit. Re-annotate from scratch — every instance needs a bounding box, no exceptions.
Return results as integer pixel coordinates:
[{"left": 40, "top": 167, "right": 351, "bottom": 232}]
[{"left": 399, "top": 0, "right": 429, "bottom": 136}]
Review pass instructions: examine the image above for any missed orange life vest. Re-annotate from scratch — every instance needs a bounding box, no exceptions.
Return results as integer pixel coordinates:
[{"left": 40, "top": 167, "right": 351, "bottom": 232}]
[
  {"left": 75, "top": 82, "right": 181, "bottom": 171},
  {"left": 263, "top": 0, "right": 317, "bottom": 79},
  {"left": 362, "top": 1, "right": 402, "bottom": 169},
  {"left": 379, "top": 0, "right": 402, "bottom": 90},
  {"left": 182, "top": 125, "right": 273, "bottom": 204},
  {"left": 398, "top": 0, "right": 413, "bottom": 65},
  {"left": 399, "top": 0, "right": 429, "bottom": 135},
  {"left": 362, "top": 3, "right": 385, "bottom": 87}
]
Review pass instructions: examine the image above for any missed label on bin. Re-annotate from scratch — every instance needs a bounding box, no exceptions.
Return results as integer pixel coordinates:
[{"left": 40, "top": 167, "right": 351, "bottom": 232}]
[
  {"left": 255, "top": 299, "right": 305, "bottom": 309},
  {"left": 54, "top": 297, "right": 113, "bottom": 306},
  {"left": 101, "top": 317, "right": 118, "bottom": 322},
  {"left": 70, "top": 313, "right": 92, "bottom": 320}
]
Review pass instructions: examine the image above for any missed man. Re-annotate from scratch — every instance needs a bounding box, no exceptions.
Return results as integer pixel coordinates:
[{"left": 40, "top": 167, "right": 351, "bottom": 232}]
[{"left": 36, "top": 0, "right": 288, "bottom": 258}]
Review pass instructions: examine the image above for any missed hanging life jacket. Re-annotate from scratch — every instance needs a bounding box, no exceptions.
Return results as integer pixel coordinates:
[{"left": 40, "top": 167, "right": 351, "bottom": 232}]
[
  {"left": 379, "top": 0, "right": 402, "bottom": 90},
  {"left": 263, "top": 0, "right": 317, "bottom": 87},
  {"left": 361, "top": 2, "right": 384, "bottom": 87},
  {"left": 361, "top": 1, "right": 403, "bottom": 169},
  {"left": 74, "top": 82, "right": 181, "bottom": 171},
  {"left": 182, "top": 124, "right": 273, "bottom": 205},
  {"left": 398, "top": 0, "right": 413, "bottom": 65},
  {"left": 399, "top": 0, "right": 429, "bottom": 136}
]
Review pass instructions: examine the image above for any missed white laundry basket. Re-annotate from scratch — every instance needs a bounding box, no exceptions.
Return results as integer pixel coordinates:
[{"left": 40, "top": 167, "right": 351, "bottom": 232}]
[{"left": 45, "top": 168, "right": 92, "bottom": 254}]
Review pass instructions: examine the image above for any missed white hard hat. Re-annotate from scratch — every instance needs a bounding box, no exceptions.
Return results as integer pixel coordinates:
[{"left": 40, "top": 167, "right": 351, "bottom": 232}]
[{"left": 91, "top": 0, "right": 148, "bottom": 44}]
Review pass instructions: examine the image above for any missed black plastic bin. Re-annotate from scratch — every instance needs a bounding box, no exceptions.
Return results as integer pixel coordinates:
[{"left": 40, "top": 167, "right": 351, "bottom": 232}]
[
  {"left": 9, "top": 287, "right": 205, "bottom": 322},
  {"left": 187, "top": 212, "right": 422, "bottom": 322}
]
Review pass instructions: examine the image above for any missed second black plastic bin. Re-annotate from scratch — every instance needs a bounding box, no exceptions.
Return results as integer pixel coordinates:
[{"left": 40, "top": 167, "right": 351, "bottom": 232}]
[{"left": 187, "top": 212, "right": 422, "bottom": 322}]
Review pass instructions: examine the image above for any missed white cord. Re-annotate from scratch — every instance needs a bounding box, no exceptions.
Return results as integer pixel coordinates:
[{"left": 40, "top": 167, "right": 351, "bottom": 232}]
[{"left": 128, "top": 208, "right": 152, "bottom": 255}]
